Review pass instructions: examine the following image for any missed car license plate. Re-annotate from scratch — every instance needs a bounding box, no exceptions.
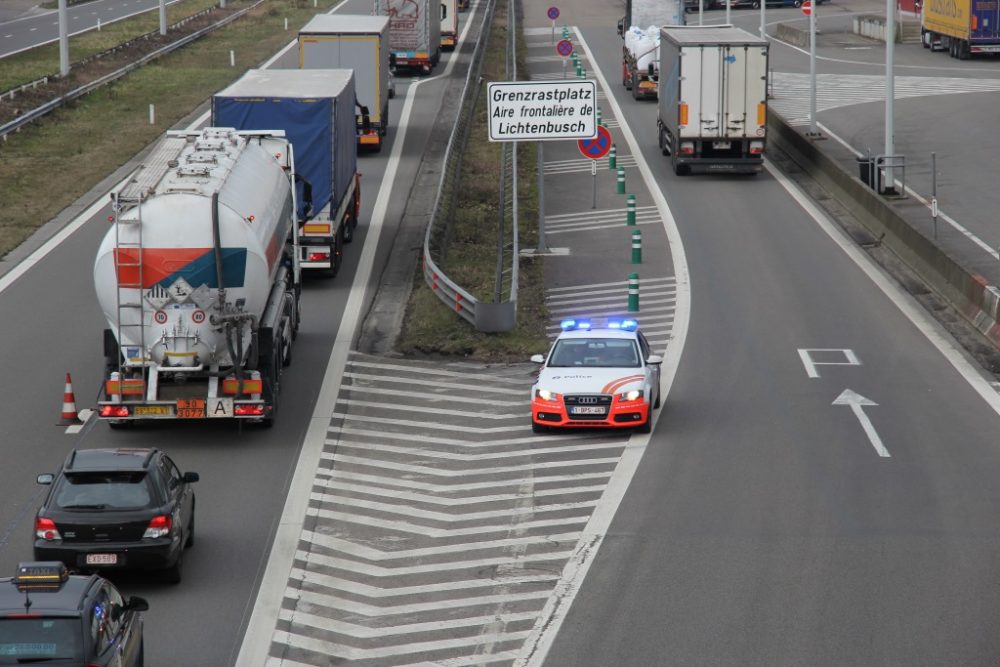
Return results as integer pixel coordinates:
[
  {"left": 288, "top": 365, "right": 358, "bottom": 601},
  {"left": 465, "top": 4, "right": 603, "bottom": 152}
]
[
  {"left": 86, "top": 553, "right": 117, "bottom": 566},
  {"left": 134, "top": 405, "right": 171, "bottom": 416},
  {"left": 176, "top": 399, "right": 206, "bottom": 418},
  {"left": 713, "top": 141, "right": 731, "bottom": 149},
  {"left": 570, "top": 406, "right": 606, "bottom": 415}
]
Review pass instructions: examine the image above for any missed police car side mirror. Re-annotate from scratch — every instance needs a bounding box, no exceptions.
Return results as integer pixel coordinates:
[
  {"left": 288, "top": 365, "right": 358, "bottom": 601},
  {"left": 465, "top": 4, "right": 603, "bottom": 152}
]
[
  {"left": 37, "top": 473, "right": 54, "bottom": 485},
  {"left": 646, "top": 355, "right": 663, "bottom": 365},
  {"left": 530, "top": 354, "right": 545, "bottom": 364},
  {"left": 125, "top": 596, "right": 149, "bottom": 613},
  {"left": 182, "top": 472, "right": 200, "bottom": 484}
]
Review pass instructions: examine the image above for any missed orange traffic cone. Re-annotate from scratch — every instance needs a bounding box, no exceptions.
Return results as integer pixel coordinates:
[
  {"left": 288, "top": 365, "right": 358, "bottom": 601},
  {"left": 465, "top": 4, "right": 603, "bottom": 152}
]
[{"left": 60, "top": 372, "right": 81, "bottom": 424}]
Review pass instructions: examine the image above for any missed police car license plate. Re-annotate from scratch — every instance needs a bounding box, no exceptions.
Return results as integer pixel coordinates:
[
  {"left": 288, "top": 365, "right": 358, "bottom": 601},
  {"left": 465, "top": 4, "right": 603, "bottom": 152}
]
[
  {"left": 86, "top": 553, "right": 117, "bottom": 565},
  {"left": 570, "top": 406, "right": 605, "bottom": 415}
]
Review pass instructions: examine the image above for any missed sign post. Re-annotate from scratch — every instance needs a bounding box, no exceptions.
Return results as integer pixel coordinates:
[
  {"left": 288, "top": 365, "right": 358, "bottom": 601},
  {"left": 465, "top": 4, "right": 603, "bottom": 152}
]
[
  {"left": 578, "top": 125, "right": 613, "bottom": 210},
  {"left": 803, "top": 0, "right": 819, "bottom": 137},
  {"left": 547, "top": 6, "right": 560, "bottom": 44}
]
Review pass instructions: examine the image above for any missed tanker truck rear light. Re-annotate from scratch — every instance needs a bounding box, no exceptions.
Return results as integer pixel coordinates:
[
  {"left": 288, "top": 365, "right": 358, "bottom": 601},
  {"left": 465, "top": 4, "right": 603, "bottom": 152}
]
[
  {"left": 99, "top": 405, "right": 130, "bottom": 418},
  {"left": 35, "top": 517, "right": 61, "bottom": 541},
  {"left": 234, "top": 404, "right": 265, "bottom": 416},
  {"left": 303, "top": 223, "right": 331, "bottom": 235}
]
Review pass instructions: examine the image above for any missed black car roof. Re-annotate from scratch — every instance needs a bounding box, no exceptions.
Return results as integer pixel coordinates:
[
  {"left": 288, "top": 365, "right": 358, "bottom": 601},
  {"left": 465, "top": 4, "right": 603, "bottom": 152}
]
[
  {"left": 0, "top": 575, "right": 97, "bottom": 615},
  {"left": 64, "top": 448, "right": 157, "bottom": 473}
]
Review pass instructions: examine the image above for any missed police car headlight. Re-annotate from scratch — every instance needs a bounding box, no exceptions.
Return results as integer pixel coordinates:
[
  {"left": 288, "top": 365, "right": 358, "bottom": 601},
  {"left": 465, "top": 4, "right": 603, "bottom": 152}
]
[
  {"left": 536, "top": 389, "right": 559, "bottom": 402},
  {"left": 618, "top": 389, "right": 643, "bottom": 402}
]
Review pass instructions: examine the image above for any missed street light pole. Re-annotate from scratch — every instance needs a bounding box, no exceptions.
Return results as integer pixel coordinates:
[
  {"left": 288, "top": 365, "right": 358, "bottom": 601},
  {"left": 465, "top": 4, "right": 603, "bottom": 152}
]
[
  {"left": 58, "top": 0, "right": 68, "bottom": 76},
  {"left": 760, "top": 0, "right": 766, "bottom": 39},
  {"left": 884, "top": 0, "right": 896, "bottom": 190},
  {"left": 808, "top": 0, "right": 818, "bottom": 135}
]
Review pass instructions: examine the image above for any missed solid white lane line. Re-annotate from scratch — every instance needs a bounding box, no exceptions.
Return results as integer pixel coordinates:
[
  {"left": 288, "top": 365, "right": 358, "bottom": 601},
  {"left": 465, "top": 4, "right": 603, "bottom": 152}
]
[
  {"left": 515, "top": 24, "right": 693, "bottom": 667},
  {"left": 235, "top": 3, "right": 484, "bottom": 662}
]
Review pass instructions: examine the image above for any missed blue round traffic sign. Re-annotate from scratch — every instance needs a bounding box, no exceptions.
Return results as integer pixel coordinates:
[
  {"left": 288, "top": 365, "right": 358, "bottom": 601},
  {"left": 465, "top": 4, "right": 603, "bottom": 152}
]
[
  {"left": 556, "top": 39, "right": 574, "bottom": 57},
  {"left": 547, "top": 6, "right": 560, "bottom": 19},
  {"left": 578, "top": 125, "right": 612, "bottom": 160}
]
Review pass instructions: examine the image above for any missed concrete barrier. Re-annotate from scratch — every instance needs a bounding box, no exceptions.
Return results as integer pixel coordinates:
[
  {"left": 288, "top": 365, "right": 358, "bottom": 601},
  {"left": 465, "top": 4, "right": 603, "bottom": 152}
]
[
  {"left": 767, "top": 113, "right": 1000, "bottom": 346},
  {"left": 852, "top": 14, "right": 903, "bottom": 43},
  {"left": 776, "top": 23, "right": 808, "bottom": 48}
]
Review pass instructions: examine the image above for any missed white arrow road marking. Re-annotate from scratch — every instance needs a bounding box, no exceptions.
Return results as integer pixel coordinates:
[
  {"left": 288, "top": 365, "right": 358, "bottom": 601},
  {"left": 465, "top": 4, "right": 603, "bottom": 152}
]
[
  {"left": 310, "top": 491, "right": 598, "bottom": 523},
  {"left": 271, "top": 629, "right": 531, "bottom": 662},
  {"left": 299, "top": 530, "right": 581, "bottom": 560},
  {"left": 295, "top": 549, "right": 572, "bottom": 578},
  {"left": 315, "top": 469, "right": 612, "bottom": 494},
  {"left": 833, "top": 389, "right": 890, "bottom": 458},
  {"left": 279, "top": 606, "right": 541, "bottom": 638}
]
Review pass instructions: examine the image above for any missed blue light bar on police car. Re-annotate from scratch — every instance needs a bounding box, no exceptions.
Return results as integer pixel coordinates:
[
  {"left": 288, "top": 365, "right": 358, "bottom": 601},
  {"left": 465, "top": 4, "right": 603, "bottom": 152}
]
[
  {"left": 607, "top": 319, "right": 639, "bottom": 331},
  {"left": 560, "top": 319, "right": 592, "bottom": 331}
]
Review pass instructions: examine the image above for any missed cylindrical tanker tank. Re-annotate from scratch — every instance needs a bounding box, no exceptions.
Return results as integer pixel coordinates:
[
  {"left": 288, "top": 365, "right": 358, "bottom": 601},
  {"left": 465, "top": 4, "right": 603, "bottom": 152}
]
[
  {"left": 95, "top": 127, "right": 300, "bottom": 425},
  {"left": 94, "top": 128, "right": 294, "bottom": 371}
]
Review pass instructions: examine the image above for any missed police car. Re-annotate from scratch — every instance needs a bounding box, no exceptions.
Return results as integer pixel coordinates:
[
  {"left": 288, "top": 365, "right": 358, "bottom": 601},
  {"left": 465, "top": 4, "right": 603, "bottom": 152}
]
[
  {"left": 0, "top": 562, "right": 147, "bottom": 665},
  {"left": 530, "top": 318, "right": 662, "bottom": 433}
]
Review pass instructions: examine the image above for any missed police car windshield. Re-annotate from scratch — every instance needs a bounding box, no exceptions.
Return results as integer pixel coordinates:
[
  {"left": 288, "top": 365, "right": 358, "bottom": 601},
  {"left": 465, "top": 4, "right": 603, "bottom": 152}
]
[
  {"left": 0, "top": 618, "right": 82, "bottom": 663},
  {"left": 55, "top": 472, "right": 153, "bottom": 511},
  {"left": 548, "top": 339, "right": 640, "bottom": 368}
]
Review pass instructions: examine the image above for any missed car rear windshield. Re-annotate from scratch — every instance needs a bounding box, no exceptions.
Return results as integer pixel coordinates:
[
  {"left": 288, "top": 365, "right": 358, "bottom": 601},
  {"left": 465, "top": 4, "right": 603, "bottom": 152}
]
[
  {"left": 0, "top": 618, "right": 83, "bottom": 662},
  {"left": 548, "top": 338, "right": 641, "bottom": 368},
  {"left": 54, "top": 472, "right": 154, "bottom": 510}
]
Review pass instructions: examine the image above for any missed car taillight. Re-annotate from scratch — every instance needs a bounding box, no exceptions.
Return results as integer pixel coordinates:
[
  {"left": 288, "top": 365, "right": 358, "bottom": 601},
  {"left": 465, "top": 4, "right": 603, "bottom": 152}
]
[
  {"left": 35, "top": 517, "right": 61, "bottom": 541},
  {"left": 143, "top": 515, "right": 172, "bottom": 539}
]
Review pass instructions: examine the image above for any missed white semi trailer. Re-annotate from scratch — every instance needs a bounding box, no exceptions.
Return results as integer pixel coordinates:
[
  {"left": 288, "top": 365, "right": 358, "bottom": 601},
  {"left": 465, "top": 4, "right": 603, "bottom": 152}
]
[
  {"left": 95, "top": 128, "right": 301, "bottom": 427},
  {"left": 656, "top": 25, "right": 768, "bottom": 175}
]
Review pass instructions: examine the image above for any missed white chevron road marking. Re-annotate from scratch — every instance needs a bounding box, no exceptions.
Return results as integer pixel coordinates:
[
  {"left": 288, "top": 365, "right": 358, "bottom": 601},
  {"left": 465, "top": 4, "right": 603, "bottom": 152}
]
[
  {"left": 279, "top": 606, "right": 541, "bottom": 638},
  {"left": 271, "top": 629, "right": 532, "bottom": 662},
  {"left": 304, "top": 510, "right": 589, "bottom": 537},
  {"left": 332, "top": 440, "right": 625, "bottom": 462},
  {"left": 310, "top": 491, "right": 598, "bottom": 522},
  {"left": 289, "top": 570, "right": 560, "bottom": 600},
  {"left": 325, "top": 454, "right": 620, "bottom": 477},
  {"left": 298, "top": 529, "right": 581, "bottom": 560},
  {"left": 315, "top": 469, "right": 613, "bottom": 494}
]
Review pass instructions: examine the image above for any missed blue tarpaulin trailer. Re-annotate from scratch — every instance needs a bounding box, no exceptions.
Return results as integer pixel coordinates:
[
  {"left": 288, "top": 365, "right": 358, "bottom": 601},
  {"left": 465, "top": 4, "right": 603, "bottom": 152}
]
[{"left": 212, "top": 69, "right": 362, "bottom": 276}]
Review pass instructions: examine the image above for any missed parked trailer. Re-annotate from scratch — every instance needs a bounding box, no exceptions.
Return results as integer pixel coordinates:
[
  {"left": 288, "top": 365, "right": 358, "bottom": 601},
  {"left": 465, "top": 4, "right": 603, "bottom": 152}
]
[
  {"left": 213, "top": 69, "right": 361, "bottom": 277},
  {"left": 656, "top": 25, "right": 768, "bottom": 175},
  {"left": 922, "top": 0, "right": 1000, "bottom": 58},
  {"left": 299, "top": 15, "right": 391, "bottom": 152},
  {"left": 96, "top": 128, "right": 300, "bottom": 427},
  {"left": 617, "top": 0, "right": 687, "bottom": 101},
  {"left": 441, "top": 0, "right": 458, "bottom": 50},
  {"left": 378, "top": 0, "right": 442, "bottom": 74}
]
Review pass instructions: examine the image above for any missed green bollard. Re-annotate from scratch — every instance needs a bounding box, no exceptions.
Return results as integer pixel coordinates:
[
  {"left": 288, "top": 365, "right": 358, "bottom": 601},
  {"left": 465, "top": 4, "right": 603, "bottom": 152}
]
[
  {"left": 608, "top": 144, "right": 617, "bottom": 170},
  {"left": 580, "top": 68, "right": 587, "bottom": 79},
  {"left": 626, "top": 194, "right": 636, "bottom": 225},
  {"left": 628, "top": 273, "right": 640, "bottom": 312},
  {"left": 596, "top": 107, "right": 603, "bottom": 127},
  {"left": 631, "top": 229, "right": 642, "bottom": 264},
  {"left": 576, "top": 65, "right": 583, "bottom": 77},
  {"left": 616, "top": 166, "right": 626, "bottom": 194}
]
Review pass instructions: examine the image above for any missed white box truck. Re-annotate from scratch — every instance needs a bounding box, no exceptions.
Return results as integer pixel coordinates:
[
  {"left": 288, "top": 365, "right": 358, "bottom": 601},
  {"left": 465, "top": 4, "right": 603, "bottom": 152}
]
[
  {"left": 378, "top": 0, "right": 442, "bottom": 74},
  {"left": 441, "top": 0, "right": 457, "bottom": 50},
  {"left": 656, "top": 25, "right": 768, "bottom": 175},
  {"left": 299, "top": 15, "right": 392, "bottom": 152}
]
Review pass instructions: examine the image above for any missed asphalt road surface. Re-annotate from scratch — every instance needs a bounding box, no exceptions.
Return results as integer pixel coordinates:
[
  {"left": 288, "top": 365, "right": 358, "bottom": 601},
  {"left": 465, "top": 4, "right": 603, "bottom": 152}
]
[
  {"left": 0, "top": 0, "right": 475, "bottom": 663},
  {"left": 529, "top": 0, "right": 1000, "bottom": 665}
]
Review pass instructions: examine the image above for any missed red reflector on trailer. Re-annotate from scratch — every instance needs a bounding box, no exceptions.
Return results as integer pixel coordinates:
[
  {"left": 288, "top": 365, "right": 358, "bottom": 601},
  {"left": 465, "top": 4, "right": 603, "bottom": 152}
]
[
  {"left": 223, "top": 379, "right": 263, "bottom": 395},
  {"left": 303, "top": 223, "right": 331, "bottom": 234}
]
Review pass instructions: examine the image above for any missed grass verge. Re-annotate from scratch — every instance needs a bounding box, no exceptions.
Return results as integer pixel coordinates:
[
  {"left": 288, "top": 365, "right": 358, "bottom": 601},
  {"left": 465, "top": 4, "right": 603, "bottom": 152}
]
[
  {"left": 0, "top": 0, "right": 339, "bottom": 257},
  {"left": 394, "top": 0, "right": 550, "bottom": 362},
  {"left": 1, "top": 0, "right": 233, "bottom": 92}
]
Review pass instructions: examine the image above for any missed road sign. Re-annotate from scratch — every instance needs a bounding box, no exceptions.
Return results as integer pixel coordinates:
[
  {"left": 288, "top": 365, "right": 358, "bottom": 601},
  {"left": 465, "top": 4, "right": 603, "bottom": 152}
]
[
  {"left": 488, "top": 80, "right": 597, "bottom": 141},
  {"left": 801, "top": 0, "right": 811, "bottom": 14},
  {"left": 547, "top": 6, "right": 560, "bottom": 19},
  {"left": 578, "top": 125, "right": 612, "bottom": 160},
  {"left": 556, "top": 39, "right": 574, "bottom": 57}
]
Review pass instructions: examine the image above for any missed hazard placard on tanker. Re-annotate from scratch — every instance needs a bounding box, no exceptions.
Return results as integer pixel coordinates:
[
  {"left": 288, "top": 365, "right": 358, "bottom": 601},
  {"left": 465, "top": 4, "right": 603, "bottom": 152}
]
[{"left": 487, "top": 80, "right": 597, "bottom": 142}]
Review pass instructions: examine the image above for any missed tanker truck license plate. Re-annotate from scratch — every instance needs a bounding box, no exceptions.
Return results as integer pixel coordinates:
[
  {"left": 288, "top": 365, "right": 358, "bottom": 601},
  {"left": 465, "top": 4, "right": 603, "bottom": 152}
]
[{"left": 176, "top": 399, "right": 206, "bottom": 418}]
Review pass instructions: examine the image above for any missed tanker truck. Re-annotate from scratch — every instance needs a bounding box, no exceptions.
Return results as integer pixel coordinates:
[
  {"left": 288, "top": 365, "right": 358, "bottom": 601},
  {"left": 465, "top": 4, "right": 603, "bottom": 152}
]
[
  {"left": 96, "top": 128, "right": 301, "bottom": 427},
  {"left": 213, "top": 69, "right": 361, "bottom": 275},
  {"left": 617, "top": 0, "right": 687, "bottom": 100}
]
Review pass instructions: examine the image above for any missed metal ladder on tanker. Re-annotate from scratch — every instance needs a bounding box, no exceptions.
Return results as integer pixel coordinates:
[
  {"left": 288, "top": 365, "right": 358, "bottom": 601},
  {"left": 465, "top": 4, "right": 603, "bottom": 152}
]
[{"left": 110, "top": 192, "right": 147, "bottom": 389}]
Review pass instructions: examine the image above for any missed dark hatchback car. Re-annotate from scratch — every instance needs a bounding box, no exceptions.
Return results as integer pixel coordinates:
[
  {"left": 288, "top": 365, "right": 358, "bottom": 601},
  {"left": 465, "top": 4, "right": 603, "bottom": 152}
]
[
  {"left": 0, "top": 562, "right": 147, "bottom": 666},
  {"left": 35, "top": 448, "right": 198, "bottom": 584}
]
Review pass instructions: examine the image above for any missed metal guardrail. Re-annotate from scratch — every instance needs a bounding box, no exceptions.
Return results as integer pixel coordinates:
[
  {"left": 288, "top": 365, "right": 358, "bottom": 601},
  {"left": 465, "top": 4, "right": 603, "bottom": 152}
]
[
  {"left": 422, "top": 0, "right": 521, "bottom": 333},
  {"left": 0, "top": 2, "right": 262, "bottom": 140}
]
